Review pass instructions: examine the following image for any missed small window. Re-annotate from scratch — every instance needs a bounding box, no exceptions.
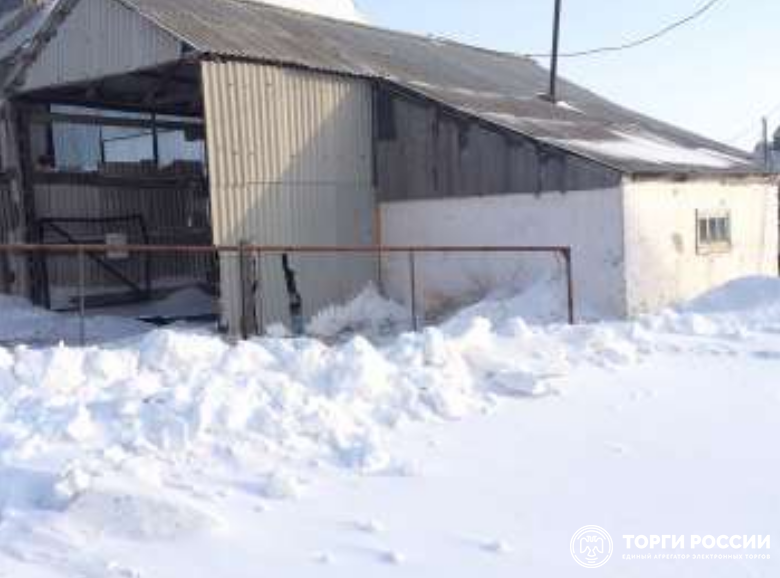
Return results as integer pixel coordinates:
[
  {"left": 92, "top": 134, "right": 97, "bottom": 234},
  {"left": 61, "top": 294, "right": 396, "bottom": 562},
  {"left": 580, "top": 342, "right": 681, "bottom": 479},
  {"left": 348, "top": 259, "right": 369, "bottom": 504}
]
[{"left": 697, "top": 210, "right": 731, "bottom": 253}]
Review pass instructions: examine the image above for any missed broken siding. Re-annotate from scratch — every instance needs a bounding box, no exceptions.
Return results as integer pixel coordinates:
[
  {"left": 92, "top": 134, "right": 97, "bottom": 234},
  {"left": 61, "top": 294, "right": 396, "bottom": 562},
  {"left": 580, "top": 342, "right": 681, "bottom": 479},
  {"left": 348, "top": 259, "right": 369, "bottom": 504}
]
[
  {"left": 376, "top": 92, "right": 620, "bottom": 202},
  {"left": 21, "top": 0, "right": 181, "bottom": 92},
  {"left": 201, "top": 60, "right": 376, "bottom": 333}
]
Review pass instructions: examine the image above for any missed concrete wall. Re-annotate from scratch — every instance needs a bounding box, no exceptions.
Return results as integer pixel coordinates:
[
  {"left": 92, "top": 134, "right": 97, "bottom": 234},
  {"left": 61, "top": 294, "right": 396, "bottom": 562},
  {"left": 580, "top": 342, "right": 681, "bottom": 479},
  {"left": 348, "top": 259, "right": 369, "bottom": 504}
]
[
  {"left": 379, "top": 188, "right": 627, "bottom": 322},
  {"left": 623, "top": 177, "right": 779, "bottom": 315}
]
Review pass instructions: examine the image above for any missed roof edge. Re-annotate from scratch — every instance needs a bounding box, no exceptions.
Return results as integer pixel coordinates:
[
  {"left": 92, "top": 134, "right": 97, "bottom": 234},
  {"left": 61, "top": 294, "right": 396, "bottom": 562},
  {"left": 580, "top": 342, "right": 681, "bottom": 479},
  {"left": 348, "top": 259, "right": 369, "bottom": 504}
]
[{"left": 625, "top": 171, "right": 778, "bottom": 184}]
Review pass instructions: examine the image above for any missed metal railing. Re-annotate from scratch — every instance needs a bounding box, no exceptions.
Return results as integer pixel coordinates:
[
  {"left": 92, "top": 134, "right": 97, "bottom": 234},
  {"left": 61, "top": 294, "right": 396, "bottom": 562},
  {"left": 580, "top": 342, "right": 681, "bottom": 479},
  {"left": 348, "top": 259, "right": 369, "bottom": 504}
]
[{"left": 0, "top": 243, "right": 575, "bottom": 345}]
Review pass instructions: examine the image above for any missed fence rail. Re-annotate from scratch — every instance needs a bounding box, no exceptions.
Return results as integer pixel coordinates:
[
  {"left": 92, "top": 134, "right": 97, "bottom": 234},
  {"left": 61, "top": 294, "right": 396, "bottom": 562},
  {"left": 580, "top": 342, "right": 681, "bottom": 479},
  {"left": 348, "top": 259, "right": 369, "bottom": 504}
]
[{"left": 0, "top": 243, "right": 575, "bottom": 344}]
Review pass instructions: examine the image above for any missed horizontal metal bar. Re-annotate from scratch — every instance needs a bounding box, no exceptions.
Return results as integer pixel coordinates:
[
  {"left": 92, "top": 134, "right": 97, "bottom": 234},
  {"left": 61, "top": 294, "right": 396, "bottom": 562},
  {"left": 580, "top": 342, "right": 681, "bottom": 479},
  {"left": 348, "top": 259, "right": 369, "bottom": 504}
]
[
  {"left": 0, "top": 243, "right": 575, "bottom": 325},
  {"left": 32, "top": 171, "right": 205, "bottom": 189},
  {"left": 0, "top": 243, "right": 572, "bottom": 256},
  {"left": 28, "top": 111, "right": 202, "bottom": 132},
  {"left": 37, "top": 214, "right": 146, "bottom": 225}
]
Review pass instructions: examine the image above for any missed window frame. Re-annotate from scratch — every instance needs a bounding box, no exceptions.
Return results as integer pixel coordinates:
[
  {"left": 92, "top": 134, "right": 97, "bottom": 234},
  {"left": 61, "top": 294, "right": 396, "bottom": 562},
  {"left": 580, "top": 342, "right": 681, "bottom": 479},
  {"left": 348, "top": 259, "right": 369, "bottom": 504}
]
[{"left": 696, "top": 209, "right": 732, "bottom": 254}]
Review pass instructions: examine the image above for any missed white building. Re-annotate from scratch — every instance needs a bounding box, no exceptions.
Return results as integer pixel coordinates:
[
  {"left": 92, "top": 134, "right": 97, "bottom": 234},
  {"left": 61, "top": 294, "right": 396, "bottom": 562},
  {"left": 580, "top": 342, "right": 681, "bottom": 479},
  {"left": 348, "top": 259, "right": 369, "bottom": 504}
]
[{"left": 0, "top": 0, "right": 776, "bottom": 331}]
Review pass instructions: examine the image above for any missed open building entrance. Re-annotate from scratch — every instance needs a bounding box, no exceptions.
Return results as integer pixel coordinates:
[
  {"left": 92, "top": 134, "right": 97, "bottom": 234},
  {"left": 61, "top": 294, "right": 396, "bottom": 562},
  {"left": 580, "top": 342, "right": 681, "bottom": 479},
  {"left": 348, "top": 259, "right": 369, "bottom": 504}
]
[{"left": 13, "top": 60, "right": 217, "bottom": 323}]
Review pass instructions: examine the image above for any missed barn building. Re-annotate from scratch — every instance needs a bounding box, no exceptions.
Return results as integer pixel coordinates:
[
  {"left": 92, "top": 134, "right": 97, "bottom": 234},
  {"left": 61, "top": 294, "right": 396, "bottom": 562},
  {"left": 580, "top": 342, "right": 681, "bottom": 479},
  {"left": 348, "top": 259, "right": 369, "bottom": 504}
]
[{"left": 0, "top": 0, "right": 776, "bottom": 333}]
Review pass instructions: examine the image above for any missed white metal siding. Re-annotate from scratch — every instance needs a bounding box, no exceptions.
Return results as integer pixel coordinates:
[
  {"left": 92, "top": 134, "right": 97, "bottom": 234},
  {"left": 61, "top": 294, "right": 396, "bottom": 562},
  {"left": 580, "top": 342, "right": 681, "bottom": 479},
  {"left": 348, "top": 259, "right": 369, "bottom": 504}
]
[
  {"left": 22, "top": 0, "right": 182, "bottom": 91},
  {"left": 201, "top": 61, "right": 376, "bottom": 332}
]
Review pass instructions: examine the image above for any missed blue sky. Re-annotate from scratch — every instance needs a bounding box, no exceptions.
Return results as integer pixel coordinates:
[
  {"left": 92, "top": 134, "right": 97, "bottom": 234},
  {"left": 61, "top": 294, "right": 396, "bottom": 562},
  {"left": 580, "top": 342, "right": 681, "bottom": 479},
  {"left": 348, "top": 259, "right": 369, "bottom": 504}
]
[{"left": 357, "top": 0, "right": 779, "bottom": 151}]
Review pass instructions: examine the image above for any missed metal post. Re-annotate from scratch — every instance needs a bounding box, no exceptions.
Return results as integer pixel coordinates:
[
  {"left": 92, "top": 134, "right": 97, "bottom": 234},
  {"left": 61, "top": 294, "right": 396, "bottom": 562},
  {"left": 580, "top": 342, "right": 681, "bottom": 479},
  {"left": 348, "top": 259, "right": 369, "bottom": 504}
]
[
  {"left": 548, "top": 0, "right": 563, "bottom": 103},
  {"left": 238, "top": 241, "right": 248, "bottom": 340},
  {"left": 563, "top": 248, "right": 575, "bottom": 324},
  {"left": 408, "top": 250, "right": 418, "bottom": 331},
  {"left": 151, "top": 112, "right": 160, "bottom": 169},
  {"left": 255, "top": 249, "right": 265, "bottom": 335},
  {"left": 78, "top": 247, "right": 86, "bottom": 346}
]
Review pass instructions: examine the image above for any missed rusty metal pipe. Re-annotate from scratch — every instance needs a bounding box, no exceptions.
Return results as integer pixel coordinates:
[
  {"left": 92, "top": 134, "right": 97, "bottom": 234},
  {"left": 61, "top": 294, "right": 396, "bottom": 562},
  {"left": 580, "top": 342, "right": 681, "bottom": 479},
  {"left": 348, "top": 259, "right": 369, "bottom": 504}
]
[{"left": 0, "top": 244, "right": 577, "bottom": 325}]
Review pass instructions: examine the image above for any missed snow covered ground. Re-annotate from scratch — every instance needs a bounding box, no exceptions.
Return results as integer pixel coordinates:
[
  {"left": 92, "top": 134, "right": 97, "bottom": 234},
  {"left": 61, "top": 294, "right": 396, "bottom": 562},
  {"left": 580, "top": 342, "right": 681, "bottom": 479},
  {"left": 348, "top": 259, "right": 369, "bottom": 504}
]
[{"left": 0, "top": 277, "right": 778, "bottom": 577}]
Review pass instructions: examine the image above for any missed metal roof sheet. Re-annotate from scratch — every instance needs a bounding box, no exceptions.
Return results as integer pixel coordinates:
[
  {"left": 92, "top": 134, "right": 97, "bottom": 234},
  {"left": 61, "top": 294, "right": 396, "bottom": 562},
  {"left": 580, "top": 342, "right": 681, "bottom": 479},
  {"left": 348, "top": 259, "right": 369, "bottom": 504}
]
[
  {"left": 20, "top": 0, "right": 766, "bottom": 174},
  {"left": 0, "top": 0, "right": 60, "bottom": 90}
]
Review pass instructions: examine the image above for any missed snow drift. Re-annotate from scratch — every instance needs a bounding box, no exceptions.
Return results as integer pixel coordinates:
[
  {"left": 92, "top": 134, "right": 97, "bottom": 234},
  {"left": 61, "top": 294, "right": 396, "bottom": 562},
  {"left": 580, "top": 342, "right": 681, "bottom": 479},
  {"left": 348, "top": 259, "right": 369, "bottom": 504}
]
[{"left": 0, "top": 276, "right": 778, "bottom": 576}]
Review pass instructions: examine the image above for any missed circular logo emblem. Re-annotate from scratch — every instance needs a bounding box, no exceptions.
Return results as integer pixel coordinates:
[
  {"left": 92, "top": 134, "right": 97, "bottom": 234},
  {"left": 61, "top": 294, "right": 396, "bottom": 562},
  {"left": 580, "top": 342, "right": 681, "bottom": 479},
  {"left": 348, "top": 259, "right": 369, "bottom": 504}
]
[{"left": 571, "top": 526, "right": 613, "bottom": 569}]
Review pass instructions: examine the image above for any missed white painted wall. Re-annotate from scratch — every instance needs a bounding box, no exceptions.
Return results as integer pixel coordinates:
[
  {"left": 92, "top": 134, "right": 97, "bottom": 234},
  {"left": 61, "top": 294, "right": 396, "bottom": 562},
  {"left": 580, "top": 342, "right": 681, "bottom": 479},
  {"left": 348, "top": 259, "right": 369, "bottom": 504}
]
[
  {"left": 379, "top": 189, "right": 627, "bottom": 322},
  {"left": 623, "top": 178, "right": 778, "bottom": 315}
]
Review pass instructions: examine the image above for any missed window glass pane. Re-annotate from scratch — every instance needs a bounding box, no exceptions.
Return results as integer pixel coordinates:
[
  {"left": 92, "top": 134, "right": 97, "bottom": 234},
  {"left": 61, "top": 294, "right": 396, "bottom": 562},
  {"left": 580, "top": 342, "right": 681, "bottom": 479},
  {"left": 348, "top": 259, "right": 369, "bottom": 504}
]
[
  {"left": 708, "top": 218, "right": 719, "bottom": 242},
  {"left": 697, "top": 211, "right": 731, "bottom": 250},
  {"left": 102, "top": 127, "right": 154, "bottom": 164},
  {"left": 47, "top": 106, "right": 205, "bottom": 171},
  {"left": 52, "top": 122, "right": 100, "bottom": 171},
  {"left": 157, "top": 129, "right": 205, "bottom": 167},
  {"left": 715, "top": 218, "right": 726, "bottom": 242}
]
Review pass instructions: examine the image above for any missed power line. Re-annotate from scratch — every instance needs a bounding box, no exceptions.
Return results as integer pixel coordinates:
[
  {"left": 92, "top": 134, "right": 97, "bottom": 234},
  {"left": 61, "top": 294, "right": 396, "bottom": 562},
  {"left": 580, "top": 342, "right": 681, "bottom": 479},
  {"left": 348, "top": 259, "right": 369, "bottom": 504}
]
[
  {"left": 524, "top": 0, "right": 725, "bottom": 59},
  {"left": 726, "top": 100, "right": 780, "bottom": 145}
]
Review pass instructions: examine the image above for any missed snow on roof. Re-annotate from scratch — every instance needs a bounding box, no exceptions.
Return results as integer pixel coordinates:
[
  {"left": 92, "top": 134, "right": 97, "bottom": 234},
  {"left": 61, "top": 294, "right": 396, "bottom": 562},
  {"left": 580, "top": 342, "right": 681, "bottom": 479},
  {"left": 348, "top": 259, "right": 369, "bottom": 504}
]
[
  {"left": 17, "top": 0, "right": 762, "bottom": 175},
  {"left": 554, "top": 131, "right": 755, "bottom": 172}
]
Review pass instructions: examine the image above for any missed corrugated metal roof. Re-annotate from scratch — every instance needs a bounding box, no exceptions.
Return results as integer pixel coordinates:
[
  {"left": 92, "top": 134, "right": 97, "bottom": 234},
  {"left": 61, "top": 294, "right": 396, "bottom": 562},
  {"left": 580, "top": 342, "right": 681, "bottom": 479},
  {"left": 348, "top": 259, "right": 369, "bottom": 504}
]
[
  {"left": 23, "top": 0, "right": 766, "bottom": 174},
  {"left": 0, "top": 0, "right": 60, "bottom": 90}
]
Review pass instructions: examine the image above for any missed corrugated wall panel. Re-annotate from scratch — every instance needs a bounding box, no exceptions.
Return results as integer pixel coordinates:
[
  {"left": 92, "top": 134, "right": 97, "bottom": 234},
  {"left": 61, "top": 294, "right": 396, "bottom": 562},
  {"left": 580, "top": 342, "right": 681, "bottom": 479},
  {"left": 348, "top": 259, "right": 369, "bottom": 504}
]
[
  {"left": 22, "top": 0, "right": 182, "bottom": 91},
  {"left": 202, "top": 61, "right": 376, "bottom": 333},
  {"left": 377, "top": 92, "right": 622, "bottom": 201},
  {"left": 33, "top": 182, "right": 212, "bottom": 304}
]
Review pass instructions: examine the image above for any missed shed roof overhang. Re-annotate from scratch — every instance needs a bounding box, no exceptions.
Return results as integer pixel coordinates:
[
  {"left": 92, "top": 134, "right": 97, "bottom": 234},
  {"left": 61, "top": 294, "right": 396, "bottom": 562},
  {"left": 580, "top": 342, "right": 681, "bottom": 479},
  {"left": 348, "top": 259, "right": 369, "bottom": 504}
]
[{"left": 12, "top": 57, "right": 203, "bottom": 117}]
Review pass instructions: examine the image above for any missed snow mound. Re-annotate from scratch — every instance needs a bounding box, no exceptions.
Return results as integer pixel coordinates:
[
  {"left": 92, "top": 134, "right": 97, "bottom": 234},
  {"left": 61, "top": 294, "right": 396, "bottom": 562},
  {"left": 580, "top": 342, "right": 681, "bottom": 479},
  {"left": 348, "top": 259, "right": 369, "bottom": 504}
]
[
  {"left": 138, "top": 286, "right": 216, "bottom": 319},
  {"left": 307, "top": 284, "right": 410, "bottom": 339},
  {"left": 640, "top": 277, "right": 780, "bottom": 339},
  {"left": 0, "top": 295, "right": 150, "bottom": 346},
  {"left": 67, "top": 489, "right": 218, "bottom": 541},
  {"left": 0, "top": 291, "right": 645, "bottom": 526},
  {"left": 442, "top": 273, "right": 569, "bottom": 332},
  {"left": 681, "top": 277, "right": 780, "bottom": 314},
  {"left": 1, "top": 275, "right": 779, "bottom": 575}
]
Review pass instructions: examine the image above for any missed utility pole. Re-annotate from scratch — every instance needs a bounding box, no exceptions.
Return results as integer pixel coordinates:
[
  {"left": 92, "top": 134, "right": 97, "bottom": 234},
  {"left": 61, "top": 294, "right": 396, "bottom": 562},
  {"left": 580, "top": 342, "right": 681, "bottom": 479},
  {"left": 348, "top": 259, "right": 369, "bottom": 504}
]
[{"left": 547, "top": 0, "right": 563, "bottom": 103}]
